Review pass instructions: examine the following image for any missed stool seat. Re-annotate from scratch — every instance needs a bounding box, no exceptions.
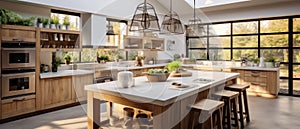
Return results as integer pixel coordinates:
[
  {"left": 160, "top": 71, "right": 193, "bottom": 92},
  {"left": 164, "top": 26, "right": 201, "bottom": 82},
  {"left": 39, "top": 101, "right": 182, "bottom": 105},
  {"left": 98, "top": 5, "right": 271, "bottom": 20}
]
[
  {"left": 191, "top": 99, "right": 224, "bottom": 113},
  {"left": 214, "top": 90, "right": 239, "bottom": 99},
  {"left": 225, "top": 84, "right": 249, "bottom": 91},
  {"left": 189, "top": 99, "right": 224, "bottom": 129}
]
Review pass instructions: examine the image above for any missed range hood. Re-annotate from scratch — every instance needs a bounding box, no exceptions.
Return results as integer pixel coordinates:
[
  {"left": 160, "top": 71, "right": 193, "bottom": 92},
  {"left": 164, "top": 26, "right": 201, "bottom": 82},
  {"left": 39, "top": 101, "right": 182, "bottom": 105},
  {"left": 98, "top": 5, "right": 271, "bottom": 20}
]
[{"left": 82, "top": 13, "right": 117, "bottom": 48}]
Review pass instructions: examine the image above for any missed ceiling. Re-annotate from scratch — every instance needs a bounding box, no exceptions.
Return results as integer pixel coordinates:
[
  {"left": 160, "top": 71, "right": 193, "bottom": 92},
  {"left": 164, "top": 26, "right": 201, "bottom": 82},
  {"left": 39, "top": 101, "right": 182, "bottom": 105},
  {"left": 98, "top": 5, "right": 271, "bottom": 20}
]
[{"left": 156, "top": 0, "right": 297, "bottom": 15}]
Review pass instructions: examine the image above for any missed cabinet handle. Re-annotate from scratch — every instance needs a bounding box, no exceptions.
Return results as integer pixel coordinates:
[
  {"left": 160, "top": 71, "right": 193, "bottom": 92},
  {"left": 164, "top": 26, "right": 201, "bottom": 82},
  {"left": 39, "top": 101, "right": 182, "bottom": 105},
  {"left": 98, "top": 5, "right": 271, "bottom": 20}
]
[
  {"left": 251, "top": 82, "right": 260, "bottom": 85},
  {"left": 12, "top": 38, "right": 23, "bottom": 42},
  {"left": 13, "top": 98, "right": 26, "bottom": 102},
  {"left": 251, "top": 73, "right": 259, "bottom": 77}
]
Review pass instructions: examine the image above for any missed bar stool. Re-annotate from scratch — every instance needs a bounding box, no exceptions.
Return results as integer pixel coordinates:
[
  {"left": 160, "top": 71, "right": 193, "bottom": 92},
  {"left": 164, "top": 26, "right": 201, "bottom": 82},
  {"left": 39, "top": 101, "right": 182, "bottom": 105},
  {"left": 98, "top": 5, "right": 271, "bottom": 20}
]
[
  {"left": 188, "top": 99, "right": 224, "bottom": 129},
  {"left": 213, "top": 90, "right": 240, "bottom": 129},
  {"left": 225, "top": 84, "right": 250, "bottom": 129}
]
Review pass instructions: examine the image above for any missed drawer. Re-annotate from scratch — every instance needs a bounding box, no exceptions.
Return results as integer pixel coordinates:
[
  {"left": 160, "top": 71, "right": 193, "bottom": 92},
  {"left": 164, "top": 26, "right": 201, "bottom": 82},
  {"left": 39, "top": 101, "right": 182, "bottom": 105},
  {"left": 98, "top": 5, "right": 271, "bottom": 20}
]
[
  {"left": 244, "top": 70, "right": 267, "bottom": 77},
  {"left": 94, "top": 70, "right": 112, "bottom": 78},
  {"left": 246, "top": 82, "right": 268, "bottom": 93},
  {"left": 1, "top": 28, "right": 36, "bottom": 42},
  {"left": 2, "top": 95, "right": 36, "bottom": 119},
  {"left": 244, "top": 76, "right": 267, "bottom": 83}
]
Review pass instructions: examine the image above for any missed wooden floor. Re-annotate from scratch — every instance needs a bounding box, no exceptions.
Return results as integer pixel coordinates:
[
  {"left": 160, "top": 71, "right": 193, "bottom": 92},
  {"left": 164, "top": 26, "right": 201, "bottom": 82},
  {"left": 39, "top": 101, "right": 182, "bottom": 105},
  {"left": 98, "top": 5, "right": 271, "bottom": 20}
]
[{"left": 1, "top": 95, "right": 300, "bottom": 129}]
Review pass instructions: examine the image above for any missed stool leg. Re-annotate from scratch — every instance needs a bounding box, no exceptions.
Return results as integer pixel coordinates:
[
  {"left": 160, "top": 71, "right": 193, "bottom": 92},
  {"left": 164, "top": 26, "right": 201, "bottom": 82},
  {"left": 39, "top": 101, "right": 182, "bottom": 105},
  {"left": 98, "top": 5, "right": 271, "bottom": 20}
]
[
  {"left": 218, "top": 108, "right": 223, "bottom": 129},
  {"left": 238, "top": 92, "right": 244, "bottom": 129},
  {"left": 226, "top": 99, "right": 232, "bottom": 129},
  {"left": 232, "top": 98, "right": 240, "bottom": 129},
  {"left": 243, "top": 91, "right": 250, "bottom": 122},
  {"left": 188, "top": 110, "right": 196, "bottom": 129}
]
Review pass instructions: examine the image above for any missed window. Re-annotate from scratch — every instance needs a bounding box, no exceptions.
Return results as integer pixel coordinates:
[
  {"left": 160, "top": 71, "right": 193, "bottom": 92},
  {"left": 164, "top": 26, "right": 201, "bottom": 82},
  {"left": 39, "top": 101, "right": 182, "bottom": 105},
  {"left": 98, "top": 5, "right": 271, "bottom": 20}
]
[{"left": 186, "top": 15, "right": 300, "bottom": 96}]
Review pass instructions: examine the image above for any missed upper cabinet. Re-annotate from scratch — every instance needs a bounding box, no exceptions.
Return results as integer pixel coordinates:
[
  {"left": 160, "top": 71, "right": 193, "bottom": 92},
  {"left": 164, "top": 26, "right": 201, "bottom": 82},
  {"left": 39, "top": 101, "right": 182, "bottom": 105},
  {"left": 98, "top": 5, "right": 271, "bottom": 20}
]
[
  {"left": 123, "top": 35, "right": 165, "bottom": 51},
  {"left": 1, "top": 25, "right": 36, "bottom": 43},
  {"left": 39, "top": 28, "right": 81, "bottom": 52}
]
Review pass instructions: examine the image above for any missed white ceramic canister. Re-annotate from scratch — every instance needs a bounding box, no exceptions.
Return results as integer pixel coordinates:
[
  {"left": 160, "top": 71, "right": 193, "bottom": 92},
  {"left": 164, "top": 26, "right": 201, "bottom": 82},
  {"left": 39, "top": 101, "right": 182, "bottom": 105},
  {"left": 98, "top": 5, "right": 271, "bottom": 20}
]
[{"left": 117, "top": 71, "right": 134, "bottom": 88}]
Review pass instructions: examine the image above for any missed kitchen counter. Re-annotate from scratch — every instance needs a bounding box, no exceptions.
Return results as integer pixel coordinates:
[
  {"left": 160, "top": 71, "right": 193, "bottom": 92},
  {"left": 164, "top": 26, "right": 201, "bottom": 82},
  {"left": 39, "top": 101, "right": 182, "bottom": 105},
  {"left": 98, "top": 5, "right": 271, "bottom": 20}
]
[
  {"left": 110, "top": 63, "right": 167, "bottom": 71},
  {"left": 85, "top": 70, "right": 239, "bottom": 129},
  {"left": 182, "top": 64, "right": 279, "bottom": 72},
  {"left": 230, "top": 66, "right": 279, "bottom": 71},
  {"left": 40, "top": 70, "right": 94, "bottom": 79}
]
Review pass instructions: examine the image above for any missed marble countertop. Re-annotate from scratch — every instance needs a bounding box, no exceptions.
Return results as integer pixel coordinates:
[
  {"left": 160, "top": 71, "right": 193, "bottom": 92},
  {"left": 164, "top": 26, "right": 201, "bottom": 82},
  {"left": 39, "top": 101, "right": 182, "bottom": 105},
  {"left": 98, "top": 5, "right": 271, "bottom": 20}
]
[
  {"left": 40, "top": 70, "right": 94, "bottom": 79},
  {"left": 182, "top": 64, "right": 279, "bottom": 71},
  {"left": 85, "top": 70, "right": 239, "bottom": 106}
]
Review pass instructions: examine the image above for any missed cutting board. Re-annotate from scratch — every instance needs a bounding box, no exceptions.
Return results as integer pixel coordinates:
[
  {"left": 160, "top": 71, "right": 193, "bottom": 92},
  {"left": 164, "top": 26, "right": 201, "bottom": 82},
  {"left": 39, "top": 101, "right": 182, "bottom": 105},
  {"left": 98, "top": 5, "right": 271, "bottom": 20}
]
[{"left": 170, "top": 71, "right": 193, "bottom": 77}]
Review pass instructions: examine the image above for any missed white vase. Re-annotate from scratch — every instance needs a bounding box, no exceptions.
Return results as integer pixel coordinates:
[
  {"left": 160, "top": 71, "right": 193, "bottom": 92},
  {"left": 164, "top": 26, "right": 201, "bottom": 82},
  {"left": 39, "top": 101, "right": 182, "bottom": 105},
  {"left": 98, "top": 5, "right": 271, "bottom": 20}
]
[
  {"left": 44, "top": 24, "right": 50, "bottom": 28},
  {"left": 38, "top": 23, "right": 43, "bottom": 28},
  {"left": 60, "top": 25, "right": 66, "bottom": 30},
  {"left": 265, "top": 62, "right": 274, "bottom": 68},
  {"left": 50, "top": 24, "right": 56, "bottom": 29},
  {"left": 117, "top": 71, "right": 133, "bottom": 88}
]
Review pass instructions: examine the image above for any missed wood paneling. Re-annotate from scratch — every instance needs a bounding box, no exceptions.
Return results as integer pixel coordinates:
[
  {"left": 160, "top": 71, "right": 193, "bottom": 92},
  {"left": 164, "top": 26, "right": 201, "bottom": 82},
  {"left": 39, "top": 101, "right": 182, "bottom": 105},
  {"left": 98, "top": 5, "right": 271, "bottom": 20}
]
[
  {"left": 1, "top": 25, "right": 36, "bottom": 42},
  {"left": 72, "top": 74, "right": 94, "bottom": 102},
  {"left": 39, "top": 76, "right": 74, "bottom": 109}
]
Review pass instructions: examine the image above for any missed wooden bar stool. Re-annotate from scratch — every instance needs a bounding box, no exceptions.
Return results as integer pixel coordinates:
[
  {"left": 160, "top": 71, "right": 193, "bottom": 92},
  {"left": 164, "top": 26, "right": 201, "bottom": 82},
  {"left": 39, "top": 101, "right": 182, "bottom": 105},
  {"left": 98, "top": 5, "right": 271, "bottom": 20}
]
[
  {"left": 188, "top": 99, "right": 224, "bottom": 129},
  {"left": 213, "top": 90, "right": 240, "bottom": 129},
  {"left": 225, "top": 84, "right": 250, "bottom": 129}
]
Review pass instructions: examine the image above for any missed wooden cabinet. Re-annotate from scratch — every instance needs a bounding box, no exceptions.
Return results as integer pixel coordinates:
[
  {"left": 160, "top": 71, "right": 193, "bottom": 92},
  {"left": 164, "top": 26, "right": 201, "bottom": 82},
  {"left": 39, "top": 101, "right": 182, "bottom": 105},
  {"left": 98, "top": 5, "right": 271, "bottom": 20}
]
[
  {"left": 39, "top": 76, "right": 74, "bottom": 109},
  {"left": 124, "top": 35, "right": 164, "bottom": 51},
  {"left": 231, "top": 69, "right": 279, "bottom": 97},
  {"left": 1, "top": 95, "right": 36, "bottom": 119},
  {"left": 72, "top": 74, "right": 94, "bottom": 102},
  {"left": 39, "top": 28, "right": 81, "bottom": 52},
  {"left": 1, "top": 25, "right": 36, "bottom": 42}
]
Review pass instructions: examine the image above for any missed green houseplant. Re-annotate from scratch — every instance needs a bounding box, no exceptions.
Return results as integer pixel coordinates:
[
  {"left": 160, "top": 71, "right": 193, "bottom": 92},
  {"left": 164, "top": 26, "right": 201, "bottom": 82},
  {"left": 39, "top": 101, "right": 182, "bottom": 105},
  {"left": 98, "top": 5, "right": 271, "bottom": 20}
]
[
  {"left": 63, "top": 16, "right": 70, "bottom": 30},
  {"left": 166, "top": 61, "right": 181, "bottom": 72},
  {"left": 64, "top": 55, "right": 71, "bottom": 65},
  {"left": 265, "top": 57, "right": 275, "bottom": 68}
]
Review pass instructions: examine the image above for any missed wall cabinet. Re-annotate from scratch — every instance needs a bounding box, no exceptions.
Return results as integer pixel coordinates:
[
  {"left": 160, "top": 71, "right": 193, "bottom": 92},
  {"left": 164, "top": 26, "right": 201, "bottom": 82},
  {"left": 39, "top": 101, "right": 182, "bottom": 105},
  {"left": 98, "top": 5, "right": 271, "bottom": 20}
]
[
  {"left": 124, "top": 35, "right": 164, "bottom": 51},
  {"left": 1, "top": 25, "right": 36, "bottom": 43},
  {"left": 39, "top": 76, "right": 74, "bottom": 109},
  {"left": 1, "top": 95, "right": 36, "bottom": 119},
  {"left": 231, "top": 69, "right": 279, "bottom": 97},
  {"left": 72, "top": 74, "right": 94, "bottom": 102}
]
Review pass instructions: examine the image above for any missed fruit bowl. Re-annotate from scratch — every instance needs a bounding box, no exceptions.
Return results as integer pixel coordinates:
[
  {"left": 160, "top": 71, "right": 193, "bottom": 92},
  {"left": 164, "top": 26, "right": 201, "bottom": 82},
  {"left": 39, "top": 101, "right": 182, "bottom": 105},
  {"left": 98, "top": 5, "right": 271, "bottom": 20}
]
[{"left": 145, "top": 73, "right": 170, "bottom": 82}]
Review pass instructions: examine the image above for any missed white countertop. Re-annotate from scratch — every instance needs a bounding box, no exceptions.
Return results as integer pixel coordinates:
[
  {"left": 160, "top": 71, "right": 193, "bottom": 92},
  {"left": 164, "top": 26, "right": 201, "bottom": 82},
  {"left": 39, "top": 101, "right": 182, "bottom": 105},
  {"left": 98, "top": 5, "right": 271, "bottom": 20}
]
[
  {"left": 111, "top": 64, "right": 167, "bottom": 71},
  {"left": 85, "top": 70, "right": 239, "bottom": 106},
  {"left": 40, "top": 70, "right": 94, "bottom": 79},
  {"left": 182, "top": 64, "right": 279, "bottom": 72}
]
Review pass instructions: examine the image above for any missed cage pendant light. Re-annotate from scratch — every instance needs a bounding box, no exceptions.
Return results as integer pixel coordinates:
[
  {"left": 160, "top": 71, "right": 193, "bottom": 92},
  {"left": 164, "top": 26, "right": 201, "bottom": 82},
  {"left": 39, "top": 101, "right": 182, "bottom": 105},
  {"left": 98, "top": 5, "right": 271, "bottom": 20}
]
[
  {"left": 161, "top": 0, "right": 184, "bottom": 34},
  {"left": 129, "top": 0, "right": 160, "bottom": 32},
  {"left": 106, "top": 21, "right": 115, "bottom": 35},
  {"left": 187, "top": 0, "right": 205, "bottom": 36}
]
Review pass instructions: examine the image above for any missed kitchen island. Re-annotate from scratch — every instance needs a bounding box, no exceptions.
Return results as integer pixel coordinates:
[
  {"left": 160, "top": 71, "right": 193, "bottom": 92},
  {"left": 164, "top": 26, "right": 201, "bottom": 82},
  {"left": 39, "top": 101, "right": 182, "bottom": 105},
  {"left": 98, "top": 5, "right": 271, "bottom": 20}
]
[{"left": 85, "top": 70, "right": 239, "bottom": 129}]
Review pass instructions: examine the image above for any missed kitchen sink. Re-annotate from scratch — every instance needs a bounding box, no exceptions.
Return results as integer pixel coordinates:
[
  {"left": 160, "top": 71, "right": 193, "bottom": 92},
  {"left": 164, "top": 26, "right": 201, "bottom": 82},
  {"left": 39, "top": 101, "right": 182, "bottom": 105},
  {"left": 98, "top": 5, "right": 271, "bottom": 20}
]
[{"left": 192, "top": 78, "right": 214, "bottom": 84}]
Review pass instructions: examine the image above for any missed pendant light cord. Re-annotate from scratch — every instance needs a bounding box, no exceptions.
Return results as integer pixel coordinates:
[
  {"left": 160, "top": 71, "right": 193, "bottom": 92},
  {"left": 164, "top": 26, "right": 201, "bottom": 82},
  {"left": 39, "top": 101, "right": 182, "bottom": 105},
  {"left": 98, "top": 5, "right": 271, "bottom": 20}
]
[{"left": 193, "top": 0, "right": 196, "bottom": 22}]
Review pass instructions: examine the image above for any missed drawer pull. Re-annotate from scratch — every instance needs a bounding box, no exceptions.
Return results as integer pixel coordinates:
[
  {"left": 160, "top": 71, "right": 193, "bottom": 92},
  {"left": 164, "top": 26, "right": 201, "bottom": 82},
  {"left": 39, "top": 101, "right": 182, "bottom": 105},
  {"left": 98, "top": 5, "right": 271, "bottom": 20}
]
[
  {"left": 251, "top": 73, "right": 259, "bottom": 77},
  {"left": 13, "top": 98, "right": 26, "bottom": 102},
  {"left": 251, "top": 82, "right": 260, "bottom": 85},
  {"left": 12, "top": 38, "right": 23, "bottom": 41}
]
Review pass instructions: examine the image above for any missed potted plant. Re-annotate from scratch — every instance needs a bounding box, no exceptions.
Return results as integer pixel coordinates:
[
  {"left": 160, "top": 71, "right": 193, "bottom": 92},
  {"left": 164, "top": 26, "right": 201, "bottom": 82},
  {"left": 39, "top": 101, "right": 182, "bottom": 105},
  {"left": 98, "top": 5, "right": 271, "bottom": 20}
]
[
  {"left": 250, "top": 57, "right": 260, "bottom": 67},
  {"left": 51, "top": 57, "right": 61, "bottom": 72},
  {"left": 145, "top": 69, "right": 170, "bottom": 82},
  {"left": 265, "top": 57, "right": 275, "bottom": 68},
  {"left": 97, "top": 55, "right": 109, "bottom": 63},
  {"left": 166, "top": 61, "right": 181, "bottom": 73},
  {"left": 50, "top": 15, "right": 59, "bottom": 29},
  {"left": 64, "top": 55, "right": 71, "bottom": 65},
  {"left": 43, "top": 18, "right": 49, "bottom": 28},
  {"left": 50, "top": 18, "right": 56, "bottom": 29},
  {"left": 37, "top": 17, "right": 43, "bottom": 28},
  {"left": 63, "top": 16, "right": 70, "bottom": 30},
  {"left": 173, "top": 54, "right": 181, "bottom": 61}
]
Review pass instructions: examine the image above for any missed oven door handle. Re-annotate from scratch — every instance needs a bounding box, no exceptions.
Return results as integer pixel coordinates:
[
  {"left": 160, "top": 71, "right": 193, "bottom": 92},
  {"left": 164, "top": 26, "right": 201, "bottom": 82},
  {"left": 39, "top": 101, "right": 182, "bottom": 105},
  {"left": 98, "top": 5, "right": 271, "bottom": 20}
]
[
  {"left": 13, "top": 98, "right": 26, "bottom": 102},
  {"left": 2, "top": 72, "right": 36, "bottom": 77}
]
